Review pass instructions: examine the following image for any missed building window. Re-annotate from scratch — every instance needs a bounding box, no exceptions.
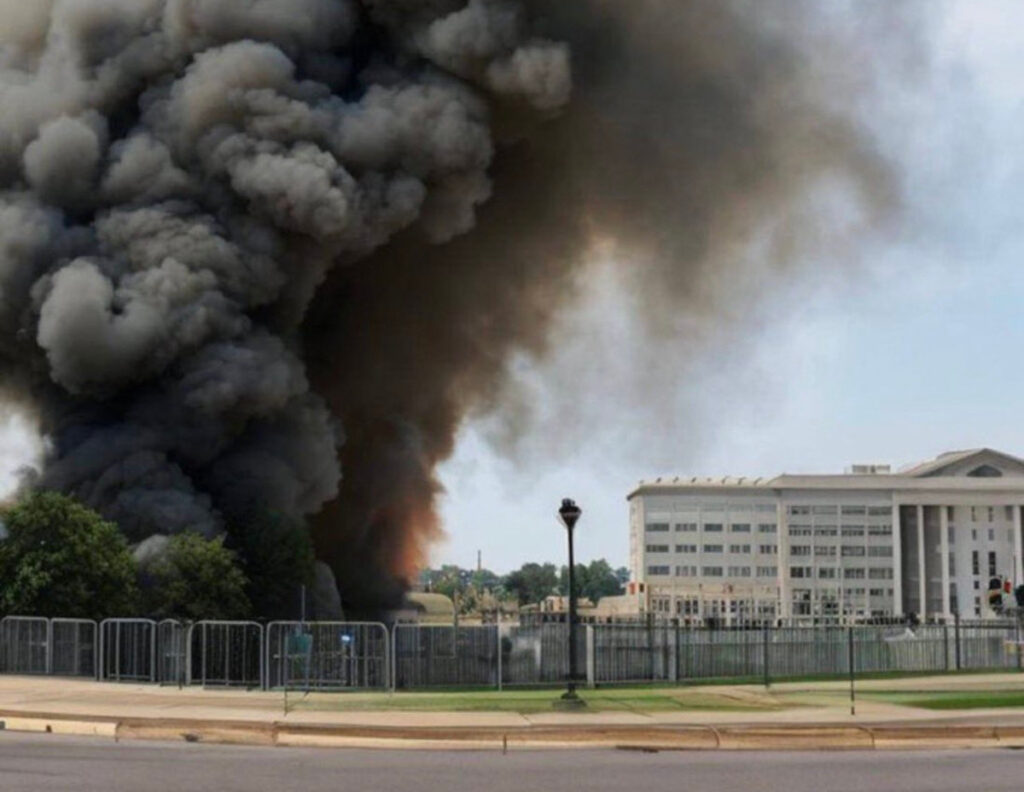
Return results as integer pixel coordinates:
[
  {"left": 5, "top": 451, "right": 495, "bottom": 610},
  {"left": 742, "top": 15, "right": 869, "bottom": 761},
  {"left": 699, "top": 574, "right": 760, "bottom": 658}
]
[
  {"left": 971, "top": 506, "right": 977, "bottom": 522},
  {"left": 819, "top": 568, "right": 836, "bottom": 579},
  {"left": 949, "top": 552, "right": 956, "bottom": 576},
  {"left": 841, "top": 525, "right": 865, "bottom": 537},
  {"left": 844, "top": 568, "right": 866, "bottom": 579},
  {"left": 971, "top": 528, "right": 977, "bottom": 541},
  {"left": 758, "top": 523, "right": 777, "bottom": 534},
  {"left": 868, "top": 546, "right": 893, "bottom": 557},
  {"left": 702, "top": 566, "right": 723, "bottom": 577},
  {"left": 703, "top": 544, "right": 723, "bottom": 553},
  {"left": 972, "top": 550, "right": 979, "bottom": 576},
  {"left": 676, "top": 522, "right": 698, "bottom": 532},
  {"left": 675, "top": 565, "right": 698, "bottom": 577},
  {"left": 729, "top": 544, "right": 751, "bottom": 554},
  {"left": 989, "top": 551, "right": 997, "bottom": 577},
  {"left": 814, "top": 527, "right": 838, "bottom": 537},
  {"left": 675, "top": 544, "right": 698, "bottom": 553},
  {"left": 788, "top": 525, "right": 812, "bottom": 537},
  {"left": 812, "top": 505, "right": 838, "bottom": 515},
  {"left": 646, "top": 523, "right": 670, "bottom": 532},
  {"left": 868, "top": 568, "right": 893, "bottom": 580},
  {"left": 645, "top": 544, "right": 669, "bottom": 553},
  {"left": 974, "top": 579, "right": 980, "bottom": 590},
  {"left": 727, "top": 566, "right": 751, "bottom": 577},
  {"left": 988, "top": 528, "right": 995, "bottom": 541},
  {"left": 842, "top": 505, "right": 867, "bottom": 516},
  {"left": 868, "top": 525, "right": 892, "bottom": 536},
  {"left": 988, "top": 507, "right": 995, "bottom": 522},
  {"left": 790, "top": 545, "right": 811, "bottom": 556},
  {"left": 647, "top": 566, "right": 670, "bottom": 576},
  {"left": 703, "top": 523, "right": 723, "bottom": 533},
  {"left": 758, "top": 544, "right": 777, "bottom": 555},
  {"left": 1006, "top": 506, "right": 1015, "bottom": 521},
  {"left": 841, "top": 546, "right": 866, "bottom": 557},
  {"left": 815, "top": 546, "right": 836, "bottom": 557},
  {"left": 730, "top": 523, "right": 751, "bottom": 533},
  {"left": 788, "top": 505, "right": 811, "bottom": 515},
  {"left": 756, "top": 566, "right": 777, "bottom": 578},
  {"left": 947, "top": 506, "right": 955, "bottom": 521},
  {"left": 868, "top": 506, "right": 892, "bottom": 516},
  {"left": 789, "top": 566, "right": 812, "bottom": 578}
]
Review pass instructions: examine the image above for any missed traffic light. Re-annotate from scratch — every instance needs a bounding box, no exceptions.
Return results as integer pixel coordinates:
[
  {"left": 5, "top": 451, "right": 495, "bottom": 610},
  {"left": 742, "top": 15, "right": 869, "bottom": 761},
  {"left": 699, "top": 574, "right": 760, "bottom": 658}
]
[{"left": 989, "top": 576, "right": 1004, "bottom": 613}]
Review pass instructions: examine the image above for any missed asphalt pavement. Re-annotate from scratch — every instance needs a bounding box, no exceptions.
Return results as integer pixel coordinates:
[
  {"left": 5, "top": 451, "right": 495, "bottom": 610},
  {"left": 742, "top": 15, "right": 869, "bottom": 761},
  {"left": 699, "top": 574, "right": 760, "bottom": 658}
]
[{"left": 0, "top": 733, "right": 1022, "bottom": 792}]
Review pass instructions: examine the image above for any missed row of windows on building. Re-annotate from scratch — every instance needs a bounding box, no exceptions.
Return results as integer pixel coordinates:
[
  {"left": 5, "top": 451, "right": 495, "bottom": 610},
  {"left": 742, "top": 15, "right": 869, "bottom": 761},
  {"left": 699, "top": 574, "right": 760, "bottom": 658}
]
[
  {"left": 645, "top": 543, "right": 893, "bottom": 558},
  {"left": 647, "top": 565, "right": 894, "bottom": 580},
  {"left": 787, "top": 505, "right": 892, "bottom": 516},
  {"left": 646, "top": 522, "right": 775, "bottom": 534},
  {"left": 786, "top": 525, "right": 892, "bottom": 537},
  {"left": 948, "top": 505, "right": 1017, "bottom": 522}
]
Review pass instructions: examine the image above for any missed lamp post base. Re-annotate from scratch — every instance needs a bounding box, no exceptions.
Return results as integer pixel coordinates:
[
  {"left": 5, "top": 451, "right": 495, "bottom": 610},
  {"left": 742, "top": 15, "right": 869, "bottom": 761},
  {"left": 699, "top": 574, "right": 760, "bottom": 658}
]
[{"left": 553, "top": 688, "right": 588, "bottom": 710}]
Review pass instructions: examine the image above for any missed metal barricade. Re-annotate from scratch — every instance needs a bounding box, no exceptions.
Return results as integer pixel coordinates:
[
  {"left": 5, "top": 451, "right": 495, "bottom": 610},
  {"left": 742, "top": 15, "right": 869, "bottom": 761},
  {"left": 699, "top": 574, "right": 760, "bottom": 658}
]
[
  {"left": 393, "top": 624, "right": 499, "bottom": 689},
  {"left": 502, "top": 623, "right": 583, "bottom": 686},
  {"left": 50, "top": 619, "right": 98, "bottom": 678},
  {"left": 0, "top": 616, "right": 50, "bottom": 675},
  {"left": 188, "top": 621, "right": 264, "bottom": 689},
  {"left": 266, "top": 622, "right": 389, "bottom": 690},
  {"left": 99, "top": 619, "right": 156, "bottom": 682},
  {"left": 157, "top": 620, "right": 188, "bottom": 686},
  {"left": 593, "top": 623, "right": 675, "bottom": 684}
]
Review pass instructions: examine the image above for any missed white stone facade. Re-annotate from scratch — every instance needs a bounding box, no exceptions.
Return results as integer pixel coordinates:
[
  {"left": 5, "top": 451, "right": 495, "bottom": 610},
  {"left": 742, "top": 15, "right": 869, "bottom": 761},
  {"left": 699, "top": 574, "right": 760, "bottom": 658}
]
[{"left": 628, "top": 449, "right": 1024, "bottom": 624}]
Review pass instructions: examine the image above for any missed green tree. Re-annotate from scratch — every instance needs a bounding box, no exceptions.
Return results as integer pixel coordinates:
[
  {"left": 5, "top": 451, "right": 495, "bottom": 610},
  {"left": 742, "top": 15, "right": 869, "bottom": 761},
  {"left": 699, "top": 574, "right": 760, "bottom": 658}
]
[
  {"left": 0, "top": 491, "right": 138, "bottom": 618},
  {"left": 142, "top": 533, "right": 250, "bottom": 621},
  {"left": 504, "top": 562, "right": 558, "bottom": 605},
  {"left": 227, "top": 512, "right": 315, "bottom": 619},
  {"left": 558, "top": 559, "right": 624, "bottom": 603}
]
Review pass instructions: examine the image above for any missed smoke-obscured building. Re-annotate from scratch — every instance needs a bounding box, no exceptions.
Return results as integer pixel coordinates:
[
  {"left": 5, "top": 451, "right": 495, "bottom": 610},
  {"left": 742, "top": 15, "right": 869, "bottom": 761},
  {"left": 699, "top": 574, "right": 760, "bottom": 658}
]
[{"left": 628, "top": 449, "right": 1024, "bottom": 625}]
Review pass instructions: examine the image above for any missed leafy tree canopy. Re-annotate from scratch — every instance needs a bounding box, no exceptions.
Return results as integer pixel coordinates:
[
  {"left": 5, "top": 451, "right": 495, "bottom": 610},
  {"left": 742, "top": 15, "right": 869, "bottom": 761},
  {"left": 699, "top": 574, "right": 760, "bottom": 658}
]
[
  {"left": 505, "top": 562, "right": 559, "bottom": 606},
  {"left": 0, "top": 491, "right": 138, "bottom": 619},
  {"left": 142, "top": 533, "right": 250, "bottom": 621}
]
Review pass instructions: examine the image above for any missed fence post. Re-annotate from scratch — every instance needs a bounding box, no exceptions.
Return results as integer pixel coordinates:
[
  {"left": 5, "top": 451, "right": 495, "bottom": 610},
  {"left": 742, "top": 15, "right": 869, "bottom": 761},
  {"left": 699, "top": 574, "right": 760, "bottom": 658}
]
[
  {"left": 848, "top": 626, "right": 856, "bottom": 716},
  {"left": 496, "top": 623, "right": 503, "bottom": 692},
  {"left": 585, "top": 625, "right": 595, "bottom": 688},
  {"left": 45, "top": 619, "right": 53, "bottom": 676},
  {"left": 954, "top": 612, "right": 961, "bottom": 671},
  {"left": 943, "top": 621, "right": 950, "bottom": 672},
  {"left": 762, "top": 621, "right": 770, "bottom": 689}
]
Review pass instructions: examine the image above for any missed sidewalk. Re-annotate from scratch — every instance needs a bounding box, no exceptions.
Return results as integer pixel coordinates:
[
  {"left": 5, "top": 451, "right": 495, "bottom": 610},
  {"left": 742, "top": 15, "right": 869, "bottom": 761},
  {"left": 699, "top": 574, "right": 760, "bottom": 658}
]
[{"left": 2, "top": 674, "right": 1024, "bottom": 750}]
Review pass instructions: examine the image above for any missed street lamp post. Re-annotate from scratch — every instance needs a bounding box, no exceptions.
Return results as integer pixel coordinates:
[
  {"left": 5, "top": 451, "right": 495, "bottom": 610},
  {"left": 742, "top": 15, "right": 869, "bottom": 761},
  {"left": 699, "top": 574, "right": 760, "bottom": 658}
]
[{"left": 558, "top": 498, "right": 583, "bottom": 704}]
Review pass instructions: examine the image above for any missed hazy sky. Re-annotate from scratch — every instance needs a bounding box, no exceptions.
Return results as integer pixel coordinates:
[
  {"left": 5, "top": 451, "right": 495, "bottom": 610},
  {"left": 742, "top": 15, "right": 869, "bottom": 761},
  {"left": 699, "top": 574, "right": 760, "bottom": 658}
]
[
  {"left": 432, "top": 1, "right": 1024, "bottom": 573},
  {"left": 1, "top": 2, "right": 1022, "bottom": 578}
]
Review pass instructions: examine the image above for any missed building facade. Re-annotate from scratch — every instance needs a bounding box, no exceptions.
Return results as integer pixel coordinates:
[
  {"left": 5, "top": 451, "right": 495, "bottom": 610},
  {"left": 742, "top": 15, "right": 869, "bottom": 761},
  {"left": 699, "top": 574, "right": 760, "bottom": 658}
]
[{"left": 628, "top": 449, "right": 1024, "bottom": 624}]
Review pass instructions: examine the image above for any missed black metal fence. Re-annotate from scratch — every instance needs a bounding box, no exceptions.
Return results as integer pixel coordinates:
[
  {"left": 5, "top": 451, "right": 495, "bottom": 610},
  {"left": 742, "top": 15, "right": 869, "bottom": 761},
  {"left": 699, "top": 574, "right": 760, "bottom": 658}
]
[{"left": 1, "top": 615, "right": 1020, "bottom": 691}]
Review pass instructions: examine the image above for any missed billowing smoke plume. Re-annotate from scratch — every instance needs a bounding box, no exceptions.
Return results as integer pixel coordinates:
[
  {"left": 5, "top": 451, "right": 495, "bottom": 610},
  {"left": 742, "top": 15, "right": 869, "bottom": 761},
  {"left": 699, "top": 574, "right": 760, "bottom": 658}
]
[{"left": 0, "top": 1, "right": 912, "bottom": 615}]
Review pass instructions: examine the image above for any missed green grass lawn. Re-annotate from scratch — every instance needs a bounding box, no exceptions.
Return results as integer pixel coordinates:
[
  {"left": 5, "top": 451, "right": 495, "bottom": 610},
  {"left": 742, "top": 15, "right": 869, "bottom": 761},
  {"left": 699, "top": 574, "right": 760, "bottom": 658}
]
[
  {"left": 864, "top": 689, "right": 1024, "bottom": 710},
  {"left": 287, "top": 687, "right": 788, "bottom": 714}
]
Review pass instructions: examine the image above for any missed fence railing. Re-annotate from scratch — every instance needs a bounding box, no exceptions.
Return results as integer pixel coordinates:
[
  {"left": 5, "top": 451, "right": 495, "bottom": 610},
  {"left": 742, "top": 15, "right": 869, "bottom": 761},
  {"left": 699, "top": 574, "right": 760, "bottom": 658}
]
[
  {"left": 0, "top": 616, "right": 1019, "bottom": 690},
  {"left": 266, "top": 622, "right": 390, "bottom": 690}
]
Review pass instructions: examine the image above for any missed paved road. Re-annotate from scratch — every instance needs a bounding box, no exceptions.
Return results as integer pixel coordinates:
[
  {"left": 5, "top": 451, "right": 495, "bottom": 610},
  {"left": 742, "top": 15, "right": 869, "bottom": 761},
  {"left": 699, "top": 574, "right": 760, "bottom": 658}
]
[{"left": 0, "top": 734, "right": 1022, "bottom": 792}]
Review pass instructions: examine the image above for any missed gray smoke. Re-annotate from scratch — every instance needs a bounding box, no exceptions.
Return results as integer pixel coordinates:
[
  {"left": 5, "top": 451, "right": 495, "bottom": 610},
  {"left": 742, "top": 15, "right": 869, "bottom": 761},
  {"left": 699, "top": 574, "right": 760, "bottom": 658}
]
[{"left": 0, "top": 1, "right": 915, "bottom": 614}]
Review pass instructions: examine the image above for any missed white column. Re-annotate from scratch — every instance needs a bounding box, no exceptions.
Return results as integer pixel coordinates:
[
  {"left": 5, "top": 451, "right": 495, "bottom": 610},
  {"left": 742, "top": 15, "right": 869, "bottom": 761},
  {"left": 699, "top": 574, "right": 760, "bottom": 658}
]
[
  {"left": 940, "top": 505, "right": 950, "bottom": 620},
  {"left": 1014, "top": 506, "right": 1023, "bottom": 588},
  {"left": 917, "top": 504, "right": 926, "bottom": 619},
  {"left": 892, "top": 500, "right": 903, "bottom": 616},
  {"left": 776, "top": 498, "right": 788, "bottom": 620}
]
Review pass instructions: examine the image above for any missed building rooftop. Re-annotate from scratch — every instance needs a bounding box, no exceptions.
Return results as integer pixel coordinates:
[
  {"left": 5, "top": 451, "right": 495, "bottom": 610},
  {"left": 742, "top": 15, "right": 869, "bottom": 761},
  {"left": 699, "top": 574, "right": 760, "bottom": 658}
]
[{"left": 629, "top": 448, "right": 1024, "bottom": 499}]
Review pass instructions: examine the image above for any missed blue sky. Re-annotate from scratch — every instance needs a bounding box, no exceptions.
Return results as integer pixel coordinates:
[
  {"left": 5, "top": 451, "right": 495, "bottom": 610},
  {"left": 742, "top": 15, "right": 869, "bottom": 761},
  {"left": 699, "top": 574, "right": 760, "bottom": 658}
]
[{"left": 433, "top": 1, "right": 1024, "bottom": 573}]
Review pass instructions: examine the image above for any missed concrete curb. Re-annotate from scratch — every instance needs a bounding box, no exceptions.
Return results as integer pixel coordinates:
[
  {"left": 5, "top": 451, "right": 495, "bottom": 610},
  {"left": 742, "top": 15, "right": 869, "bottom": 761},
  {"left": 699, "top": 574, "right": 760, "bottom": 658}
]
[{"left": 3, "top": 711, "right": 1024, "bottom": 752}]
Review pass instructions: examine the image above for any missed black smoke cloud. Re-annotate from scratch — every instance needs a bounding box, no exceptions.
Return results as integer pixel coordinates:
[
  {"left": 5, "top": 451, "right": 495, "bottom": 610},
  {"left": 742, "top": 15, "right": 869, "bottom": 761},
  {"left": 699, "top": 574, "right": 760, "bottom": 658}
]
[{"left": 0, "top": 1, "right": 912, "bottom": 615}]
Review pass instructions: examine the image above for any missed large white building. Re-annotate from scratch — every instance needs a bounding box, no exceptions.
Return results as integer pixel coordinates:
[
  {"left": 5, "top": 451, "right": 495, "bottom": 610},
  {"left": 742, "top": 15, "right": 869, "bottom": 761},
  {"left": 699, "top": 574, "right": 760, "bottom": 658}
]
[{"left": 628, "top": 449, "right": 1024, "bottom": 625}]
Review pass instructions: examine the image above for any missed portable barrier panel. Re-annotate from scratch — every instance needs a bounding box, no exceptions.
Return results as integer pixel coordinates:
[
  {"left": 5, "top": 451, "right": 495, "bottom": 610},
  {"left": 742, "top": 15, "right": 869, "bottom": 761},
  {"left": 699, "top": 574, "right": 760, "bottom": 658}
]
[
  {"left": 99, "top": 619, "right": 156, "bottom": 682},
  {"left": 157, "top": 620, "right": 188, "bottom": 686},
  {"left": 0, "top": 617, "right": 50, "bottom": 675},
  {"left": 188, "top": 621, "right": 264, "bottom": 688},
  {"left": 593, "top": 623, "right": 675, "bottom": 683},
  {"left": 393, "top": 624, "right": 499, "bottom": 689},
  {"left": 502, "top": 624, "right": 587, "bottom": 686},
  {"left": 50, "top": 619, "right": 98, "bottom": 678},
  {"left": 266, "top": 622, "right": 389, "bottom": 690}
]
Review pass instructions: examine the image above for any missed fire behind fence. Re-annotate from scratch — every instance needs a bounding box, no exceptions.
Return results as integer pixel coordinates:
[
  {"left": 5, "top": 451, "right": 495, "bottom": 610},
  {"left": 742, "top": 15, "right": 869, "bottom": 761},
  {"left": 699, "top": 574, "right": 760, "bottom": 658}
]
[{"left": 0, "top": 616, "right": 1020, "bottom": 690}]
